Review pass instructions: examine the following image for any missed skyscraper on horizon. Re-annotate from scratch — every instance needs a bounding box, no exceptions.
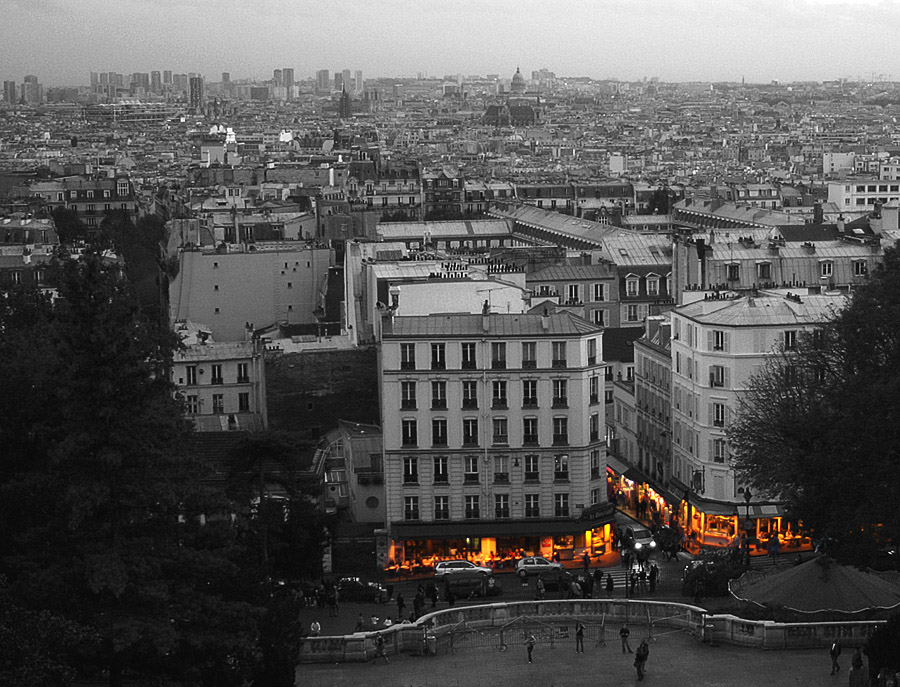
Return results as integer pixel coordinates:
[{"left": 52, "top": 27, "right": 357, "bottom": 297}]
[
  {"left": 3, "top": 81, "right": 16, "bottom": 105},
  {"left": 282, "top": 67, "right": 295, "bottom": 99},
  {"left": 189, "top": 76, "right": 204, "bottom": 111},
  {"left": 342, "top": 68, "right": 352, "bottom": 93},
  {"left": 163, "top": 70, "right": 172, "bottom": 85},
  {"left": 355, "top": 69, "right": 363, "bottom": 93},
  {"left": 334, "top": 72, "right": 343, "bottom": 92},
  {"left": 316, "top": 69, "right": 330, "bottom": 93},
  {"left": 151, "top": 70, "right": 161, "bottom": 93}
]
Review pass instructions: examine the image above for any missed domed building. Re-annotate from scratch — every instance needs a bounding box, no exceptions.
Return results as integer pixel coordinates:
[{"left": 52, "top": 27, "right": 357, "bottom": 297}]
[{"left": 510, "top": 67, "right": 527, "bottom": 94}]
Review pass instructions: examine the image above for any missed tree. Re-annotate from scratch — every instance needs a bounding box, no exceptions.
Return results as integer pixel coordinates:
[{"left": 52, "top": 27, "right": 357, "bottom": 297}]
[
  {"left": 729, "top": 243, "right": 900, "bottom": 563},
  {"left": 0, "top": 252, "right": 262, "bottom": 687},
  {"left": 50, "top": 206, "right": 89, "bottom": 245}
]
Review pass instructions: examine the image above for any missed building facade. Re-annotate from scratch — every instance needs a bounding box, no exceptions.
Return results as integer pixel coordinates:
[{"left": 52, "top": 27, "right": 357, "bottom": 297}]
[{"left": 379, "top": 310, "right": 613, "bottom": 569}]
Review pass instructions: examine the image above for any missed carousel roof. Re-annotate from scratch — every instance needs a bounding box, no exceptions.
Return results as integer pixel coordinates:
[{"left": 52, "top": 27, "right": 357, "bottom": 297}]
[{"left": 729, "top": 557, "right": 900, "bottom": 614}]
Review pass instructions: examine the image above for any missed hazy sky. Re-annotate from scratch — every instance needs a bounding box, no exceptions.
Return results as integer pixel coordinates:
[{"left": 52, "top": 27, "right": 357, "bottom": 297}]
[{"left": 3, "top": 0, "right": 900, "bottom": 86}]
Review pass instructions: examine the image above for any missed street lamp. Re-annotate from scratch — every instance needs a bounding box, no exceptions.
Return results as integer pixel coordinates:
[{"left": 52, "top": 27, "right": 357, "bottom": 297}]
[{"left": 742, "top": 489, "right": 753, "bottom": 567}]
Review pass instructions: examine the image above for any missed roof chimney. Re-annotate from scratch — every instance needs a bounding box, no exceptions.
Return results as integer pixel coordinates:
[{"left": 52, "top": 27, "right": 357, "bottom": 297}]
[
  {"left": 541, "top": 307, "right": 550, "bottom": 331},
  {"left": 813, "top": 202, "right": 823, "bottom": 224},
  {"left": 482, "top": 300, "right": 490, "bottom": 332}
]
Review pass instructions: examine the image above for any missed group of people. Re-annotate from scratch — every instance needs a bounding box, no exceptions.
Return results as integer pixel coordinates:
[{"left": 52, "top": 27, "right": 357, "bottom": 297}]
[{"left": 524, "top": 623, "right": 651, "bottom": 680}]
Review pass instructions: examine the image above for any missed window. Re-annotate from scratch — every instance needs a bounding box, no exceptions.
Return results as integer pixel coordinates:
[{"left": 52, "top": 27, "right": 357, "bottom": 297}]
[
  {"left": 588, "top": 338, "right": 597, "bottom": 365},
  {"left": 555, "top": 493, "right": 570, "bottom": 517},
  {"left": 726, "top": 264, "right": 740, "bottom": 282},
  {"left": 464, "top": 455, "right": 479, "bottom": 483},
  {"left": 712, "top": 330, "right": 726, "bottom": 352},
  {"left": 709, "top": 365, "right": 727, "bottom": 388},
  {"left": 590, "top": 375, "right": 600, "bottom": 404},
  {"left": 592, "top": 309, "right": 608, "bottom": 326},
  {"left": 431, "top": 381, "right": 447, "bottom": 409},
  {"left": 626, "top": 278, "right": 639, "bottom": 296},
  {"left": 551, "top": 341, "right": 567, "bottom": 368},
  {"left": 465, "top": 495, "right": 480, "bottom": 519},
  {"left": 713, "top": 438, "right": 727, "bottom": 464},
  {"left": 525, "top": 493, "right": 540, "bottom": 518},
  {"left": 431, "top": 343, "right": 445, "bottom": 370},
  {"left": 186, "top": 395, "right": 199, "bottom": 414},
  {"left": 404, "top": 496, "right": 419, "bottom": 520},
  {"left": 491, "top": 342, "right": 506, "bottom": 369},
  {"left": 567, "top": 284, "right": 581, "bottom": 304},
  {"left": 523, "top": 417, "right": 539, "bottom": 445},
  {"left": 494, "top": 455, "right": 509, "bottom": 483},
  {"left": 237, "top": 363, "right": 249, "bottom": 383},
  {"left": 212, "top": 394, "right": 224, "bottom": 414},
  {"left": 590, "top": 449, "right": 601, "bottom": 478},
  {"left": 492, "top": 380, "right": 508, "bottom": 408},
  {"left": 713, "top": 403, "right": 726, "bottom": 427},
  {"left": 590, "top": 413, "right": 600, "bottom": 441},
  {"left": 518, "top": 446, "right": 544, "bottom": 478},
  {"left": 854, "top": 260, "right": 868, "bottom": 277},
  {"left": 461, "top": 342, "right": 477, "bottom": 369},
  {"left": 784, "top": 330, "right": 797, "bottom": 351},
  {"left": 401, "top": 381, "right": 417, "bottom": 409},
  {"left": 592, "top": 283, "right": 607, "bottom": 302},
  {"left": 552, "top": 379, "right": 568, "bottom": 407},
  {"left": 591, "top": 488, "right": 600, "bottom": 505},
  {"left": 434, "top": 495, "right": 449, "bottom": 520},
  {"left": 463, "top": 418, "right": 479, "bottom": 446},
  {"left": 757, "top": 263, "right": 771, "bottom": 281},
  {"left": 400, "top": 343, "right": 416, "bottom": 370},
  {"left": 433, "top": 455, "right": 448, "bottom": 483},
  {"left": 462, "top": 381, "right": 478, "bottom": 408},
  {"left": 626, "top": 304, "right": 639, "bottom": 322},
  {"left": 238, "top": 392, "right": 250, "bottom": 411},
  {"left": 495, "top": 493, "right": 510, "bottom": 518},
  {"left": 403, "top": 456, "right": 418, "bottom": 484},
  {"left": 521, "top": 341, "right": 537, "bottom": 368},
  {"left": 522, "top": 380, "right": 538, "bottom": 407},
  {"left": 492, "top": 417, "right": 509, "bottom": 444},
  {"left": 186, "top": 365, "right": 197, "bottom": 385},
  {"left": 211, "top": 364, "right": 223, "bottom": 385},
  {"left": 647, "top": 277, "right": 659, "bottom": 296},
  {"left": 402, "top": 419, "right": 417, "bottom": 446},
  {"left": 554, "top": 454, "right": 569, "bottom": 480},
  {"left": 820, "top": 261, "right": 833, "bottom": 278},
  {"left": 431, "top": 418, "right": 447, "bottom": 446}
]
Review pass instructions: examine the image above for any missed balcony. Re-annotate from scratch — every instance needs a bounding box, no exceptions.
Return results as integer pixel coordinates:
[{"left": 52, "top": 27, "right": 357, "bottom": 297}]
[
  {"left": 431, "top": 399, "right": 447, "bottom": 410},
  {"left": 590, "top": 394, "right": 599, "bottom": 404},
  {"left": 587, "top": 356, "right": 596, "bottom": 366},
  {"left": 431, "top": 361, "right": 446, "bottom": 370},
  {"left": 464, "top": 473, "right": 479, "bottom": 484},
  {"left": 210, "top": 377, "right": 224, "bottom": 385},
  {"left": 461, "top": 359, "right": 477, "bottom": 370},
  {"left": 491, "top": 360, "right": 506, "bottom": 370},
  {"left": 522, "top": 360, "right": 537, "bottom": 369},
  {"left": 552, "top": 360, "right": 567, "bottom": 369},
  {"left": 400, "top": 362, "right": 416, "bottom": 371},
  {"left": 552, "top": 397, "right": 568, "bottom": 408},
  {"left": 237, "top": 376, "right": 250, "bottom": 384},
  {"left": 552, "top": 436, "right": 568, "bottom": 446},
  {"left": 523, "top": 435, "right": 539, "bottom": 446},
  {"left": 462, "top": 399, "right": 478, "bottom": 409},
  {"left": 492, "top": 435, "right": 509, "bottom": 446},
  {"left": 493, "top": 472, "right": 509, "bottom": 484},
  {"left": 401, "top": 400, "right": 417, "bottom": 410},
  {"left": 433, "top": 474, "right": 449, "bottom": 484},
  {"left": 554, "top": 471, "right": 570, "bottom": 482},
  {"left": 495, "top": 509, "right": 510, "bottom": 519},
  {"left": 524, "top": 473, "right": 540, "bottom": 483},
  {"left": 492, "top": 399, "right": 508, "bottom": 410},
  {"left": 462, "top": 438, "right": 479, "bottom": 447}
]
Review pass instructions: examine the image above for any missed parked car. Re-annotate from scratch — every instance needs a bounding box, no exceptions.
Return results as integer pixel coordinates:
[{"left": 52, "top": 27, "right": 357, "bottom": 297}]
[
  {"left": 433, "top": 560, "right": 492, "bottom": 582},
  {"left": 538, "top": 568, "right": 573, "bottom": 591},
  {"left": 336, "top": 577, "right": 388, "bottom": 604},
  {"left": 442, "top": 572, "right": 503, "bottom": 599},
  {"left": 516, "top": 556, "right": 565, "bottom": 579},
  {"left": 623, "top": 526, "right": 657, "bottom": 561}
]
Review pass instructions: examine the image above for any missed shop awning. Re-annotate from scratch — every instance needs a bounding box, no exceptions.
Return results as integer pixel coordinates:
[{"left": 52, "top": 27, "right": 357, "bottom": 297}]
[
  {"left": 605, "top": 453, "right": 631, "bottom": 476},
  {"left": 391, "top": 518, "right": 596, "bottom": 540},
  {"left": 686, "top": 494, "right": 740, "bottom": 516},
  {"left": 748, "top": 503, "right": 786, "bottom": 519},
  {"left": 685, "top": 495, "right": 787, "bottom": 518},
  {"left": 623, "top": 466, "right": 651, "bottom": 484}
]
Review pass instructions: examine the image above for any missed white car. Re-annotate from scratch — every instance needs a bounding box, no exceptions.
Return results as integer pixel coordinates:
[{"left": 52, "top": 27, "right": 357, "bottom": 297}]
[
  {"left": 433, "top": 560, "right": 493, "bottom": 582},
  {"left": 516, "top": 556, "right": 565, "bottom": 579}
]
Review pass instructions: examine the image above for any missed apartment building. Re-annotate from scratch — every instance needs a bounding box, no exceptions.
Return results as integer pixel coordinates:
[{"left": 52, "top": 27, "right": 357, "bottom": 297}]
[
  {"left": 827, "top": 179, "right": 900, "bottom": 212},
  {"left": 669, "top": 290, "right": 844, "bottom": 550},
  {"left": 379, "top": 309, "right": 613, "bottom": 568}
]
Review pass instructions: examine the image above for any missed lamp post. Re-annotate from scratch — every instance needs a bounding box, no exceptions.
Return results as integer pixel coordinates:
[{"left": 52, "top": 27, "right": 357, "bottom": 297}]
[{"left": 742, "top": 489, "right": 753, "bottom": 568}]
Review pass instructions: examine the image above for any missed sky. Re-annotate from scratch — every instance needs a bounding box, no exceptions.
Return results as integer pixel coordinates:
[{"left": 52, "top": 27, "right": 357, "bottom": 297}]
[{"left": 2, "top": 0, "right": 900, "bottom": 86}]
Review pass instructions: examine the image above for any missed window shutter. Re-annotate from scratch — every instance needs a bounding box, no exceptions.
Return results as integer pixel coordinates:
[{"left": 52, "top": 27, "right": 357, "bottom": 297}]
[
  {"left": 724, "top": 367, "right": 731, "bottom": 388},
  {"left": 709, "top": 439, "right": 714, "bottom": 462},
  {"left": 724, "top": 332, "right": 731, "bottom": 352},
  {"left": 708, "top": 403, "right": 714, "bottom": 426},
  {"left": 707, "top": 330, "right": 714, "bottom": 351},
  {"left": 725, "top": 406, "right": 733, "bottom": 427}
]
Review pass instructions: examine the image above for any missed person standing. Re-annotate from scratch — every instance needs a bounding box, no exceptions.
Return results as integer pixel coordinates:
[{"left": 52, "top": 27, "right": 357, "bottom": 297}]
[
  {"left": 525, "top": 633, "right": 537, "bottom": 663},
  {"left": 396, "top": 592, "right": 405, "bottom": 620},
  {"left": 619, "top": 624, "right": 633, "bottom": 654},
  {"left": 536, "top": 574, "right": 546, "bottom": 600},
  {"left": 629, "top": 570, "right": 638, "bottom": 597},
  {"left": 593, "top": 567, "right": 604, "bottom": 594},
  {"left": 606, "top": 573, "right": 614, "bottom": 597},
  {"left": 634, "top": 639, "right": 650, "bottom": 680},
  {"left": 575, "top": 620, "right": 585, "bottom": 653},
  {"left": 582, "top": 551, "right": 591, "bottom": 576},
  {"left": 310, "top": 619, "right": 321, "bottom": 637},
  {"left": 374, "top": 634, "right": 388, "bottom": 664},
  {"left": 649, "top": 563, "right": 659, "bottom": 594},
  {"left": 829, "top": 640, "right": 842, "bottom": 675}
]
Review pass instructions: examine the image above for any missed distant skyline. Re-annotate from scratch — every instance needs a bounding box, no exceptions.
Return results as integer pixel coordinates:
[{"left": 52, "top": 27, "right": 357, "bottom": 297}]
[{"left": 3, "top": 0, "right": 900, "bottom": 86}]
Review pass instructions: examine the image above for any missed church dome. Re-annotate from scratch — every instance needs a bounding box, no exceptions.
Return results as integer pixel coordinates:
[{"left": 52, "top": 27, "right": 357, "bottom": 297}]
[{"left": 511, "top": 67, "right": 526, "bottom": 94}]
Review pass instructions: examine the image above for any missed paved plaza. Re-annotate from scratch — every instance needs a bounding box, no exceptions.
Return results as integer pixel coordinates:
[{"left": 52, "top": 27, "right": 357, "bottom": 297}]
[{"left": 298, "top": 630, "right": 838, "bottom": 687}]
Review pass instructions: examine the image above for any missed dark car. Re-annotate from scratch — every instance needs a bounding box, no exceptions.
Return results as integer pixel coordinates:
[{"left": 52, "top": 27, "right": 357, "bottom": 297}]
[
  {"left": 538, "top": 568, "right": 573, "bottom": 591},
  {"left": 442, "top": 571, "right": 503, "bottom": 599},
  {"left": 623, "top": 526, "right": 658, "bottom": 561},
  {"left": 337, "top": 577, "right": 388, "bottom": 604}
]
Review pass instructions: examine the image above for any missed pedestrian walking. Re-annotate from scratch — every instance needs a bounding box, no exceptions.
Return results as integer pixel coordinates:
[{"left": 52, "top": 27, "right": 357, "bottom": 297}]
[
  {"left": 638, "top": 567, "right": 647, "bottom": 592},
  {"left": 427, "top": 582, "right": 438, "bottom": 608},
  {"left": 830, "top": 640, "right": 842, "bottom": 675},
  {"left": 575, "top": 620, "right": 585, "bottom": 653},
  {"left": 619, "top": 624, "right": 633, "bottom": 654},
  {"left": 634, "top": 639, "right": 650, "bottom": 680},
  {"left": 649, "top": 563, "right": 659, "bottom": 594},
  {"left": 536, "top": 574, "right": 546, "bottom": 600},
  {"left": 355, "top": 613, "right": 364, "bottom": 631},
  {"left": 525, "top": 633, "right": 537, "bottom": 663},
  {"left": 593, "top": 567, "right": 604, "bottom": 593},
  {"left": 374, "top": 634, "right": 389, "bottom": 664},
  {"left": 310, "top": 619, "right": 321, "bottom": 637},
  {"left": 606, "top": 573, "right": 614, "bottom": 597},
  {"left": 396, "top": 592, "right": 405, "bottom": 619},
  {"left": 629, "top": 570, "right": 638, "bottom": 597},
  {"left": 582, "top": 551, "right": 591, "bottom": 575}
]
